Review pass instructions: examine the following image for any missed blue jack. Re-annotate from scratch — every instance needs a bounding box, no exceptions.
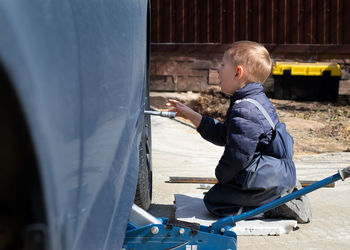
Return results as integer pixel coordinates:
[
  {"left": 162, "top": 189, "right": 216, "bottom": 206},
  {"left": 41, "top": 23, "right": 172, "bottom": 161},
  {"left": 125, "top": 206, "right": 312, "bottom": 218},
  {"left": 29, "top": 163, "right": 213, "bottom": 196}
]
[{"left": 123, "top": 166, "right": 350, "bottom": 250}]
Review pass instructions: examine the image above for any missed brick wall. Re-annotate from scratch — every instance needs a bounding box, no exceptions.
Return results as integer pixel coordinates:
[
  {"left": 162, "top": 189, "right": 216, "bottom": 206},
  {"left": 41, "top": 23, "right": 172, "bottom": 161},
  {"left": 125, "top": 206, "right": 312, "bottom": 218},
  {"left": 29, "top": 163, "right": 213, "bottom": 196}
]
[
  {"left": 150, "top": 51, "right": 350, "bottom": 96},
  {"left": 150, "top": 53, "right": 222, "bottom": 92}
]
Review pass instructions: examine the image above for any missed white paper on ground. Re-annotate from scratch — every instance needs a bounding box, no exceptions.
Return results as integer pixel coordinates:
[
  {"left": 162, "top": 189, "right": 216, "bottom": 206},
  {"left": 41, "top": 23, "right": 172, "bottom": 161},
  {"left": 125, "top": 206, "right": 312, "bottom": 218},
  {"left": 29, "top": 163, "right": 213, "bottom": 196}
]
[{"left": 174, "top": 193, "right": 297, "bottom": 236}]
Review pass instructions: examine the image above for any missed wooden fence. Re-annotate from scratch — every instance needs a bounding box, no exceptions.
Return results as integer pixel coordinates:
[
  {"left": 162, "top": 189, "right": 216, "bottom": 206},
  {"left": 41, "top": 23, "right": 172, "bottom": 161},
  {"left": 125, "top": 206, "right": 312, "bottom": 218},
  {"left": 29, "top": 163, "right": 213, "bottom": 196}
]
[{"left": 151, "top": 0, "right": 350, "bottom": 53}]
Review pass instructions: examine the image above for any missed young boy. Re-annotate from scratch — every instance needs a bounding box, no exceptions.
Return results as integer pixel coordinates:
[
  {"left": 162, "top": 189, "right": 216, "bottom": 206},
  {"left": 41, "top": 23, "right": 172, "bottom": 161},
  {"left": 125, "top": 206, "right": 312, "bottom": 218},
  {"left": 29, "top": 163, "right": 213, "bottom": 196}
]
[{"left": 166, "top": 41, "right": 310, "bottom": 222}]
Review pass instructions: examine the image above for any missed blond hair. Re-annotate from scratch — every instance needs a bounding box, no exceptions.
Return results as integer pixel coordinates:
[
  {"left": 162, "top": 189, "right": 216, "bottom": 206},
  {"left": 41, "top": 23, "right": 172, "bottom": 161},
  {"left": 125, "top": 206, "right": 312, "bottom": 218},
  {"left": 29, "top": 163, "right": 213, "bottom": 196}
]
[{"left": 225, "top": 41, "right": 272, "bottom": 84}]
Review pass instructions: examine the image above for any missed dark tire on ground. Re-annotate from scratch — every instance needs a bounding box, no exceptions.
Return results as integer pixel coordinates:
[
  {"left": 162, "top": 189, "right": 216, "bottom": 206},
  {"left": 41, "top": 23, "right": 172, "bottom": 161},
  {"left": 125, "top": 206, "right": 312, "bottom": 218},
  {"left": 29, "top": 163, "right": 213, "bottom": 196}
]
[{"left": 134, "top": 128, "right": 152, "bottom": 210}]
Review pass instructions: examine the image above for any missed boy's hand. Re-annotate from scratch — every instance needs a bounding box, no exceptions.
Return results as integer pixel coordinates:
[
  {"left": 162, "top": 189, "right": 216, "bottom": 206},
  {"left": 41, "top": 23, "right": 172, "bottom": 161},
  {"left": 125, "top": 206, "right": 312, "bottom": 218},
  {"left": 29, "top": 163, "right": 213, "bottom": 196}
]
[
  {"left": 165, "top": 99, "right": 202, "bottom": 128},
  {"left": 165, "top": 99, "right": 192, "bottom": 119}
]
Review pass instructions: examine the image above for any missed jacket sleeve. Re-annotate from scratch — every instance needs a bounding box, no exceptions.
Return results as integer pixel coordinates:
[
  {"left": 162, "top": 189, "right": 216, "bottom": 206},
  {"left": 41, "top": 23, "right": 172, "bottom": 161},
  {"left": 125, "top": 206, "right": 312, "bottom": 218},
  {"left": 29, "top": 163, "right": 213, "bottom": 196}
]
[
  {"left": 196, "top": 115, "right": 227, "bottom": 146},
  {"left": 215, "top": 107, "right": 265, "bottom": 183}
]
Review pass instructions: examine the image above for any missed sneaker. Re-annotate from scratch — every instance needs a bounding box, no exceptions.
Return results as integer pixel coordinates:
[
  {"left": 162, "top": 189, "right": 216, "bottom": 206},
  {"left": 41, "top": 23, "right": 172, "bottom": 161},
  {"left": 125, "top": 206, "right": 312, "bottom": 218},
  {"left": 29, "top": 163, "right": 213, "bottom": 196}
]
[{"left": 265, "top": 180, "right": 312, "bottom": 224}]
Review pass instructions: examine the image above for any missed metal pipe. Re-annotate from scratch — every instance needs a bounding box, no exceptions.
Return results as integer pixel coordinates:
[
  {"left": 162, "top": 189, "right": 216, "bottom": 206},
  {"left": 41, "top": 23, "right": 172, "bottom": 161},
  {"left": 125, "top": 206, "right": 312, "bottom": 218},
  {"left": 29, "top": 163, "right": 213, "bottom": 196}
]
[
  {"left": 167, "top": 176, "right": 335, "bottom": 187},
  {"left": 129, "top": 204, "right": 162, "bottom": 227},
  {"left": 144, "top": 110, "right": 176, "bottom": 118}
]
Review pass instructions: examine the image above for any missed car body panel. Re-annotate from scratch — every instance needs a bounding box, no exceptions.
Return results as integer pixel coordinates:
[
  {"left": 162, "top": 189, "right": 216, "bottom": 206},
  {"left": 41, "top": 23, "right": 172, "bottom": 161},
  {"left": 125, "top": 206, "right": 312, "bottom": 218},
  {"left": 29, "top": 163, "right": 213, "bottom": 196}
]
[{"left": 0, "top": 0, "right": 147, "bottom": 249}]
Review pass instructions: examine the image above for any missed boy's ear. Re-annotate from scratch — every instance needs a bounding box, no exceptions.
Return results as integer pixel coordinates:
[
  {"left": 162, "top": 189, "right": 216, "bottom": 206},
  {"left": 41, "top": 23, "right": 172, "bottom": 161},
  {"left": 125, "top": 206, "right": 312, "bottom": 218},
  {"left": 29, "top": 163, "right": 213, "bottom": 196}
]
[{"left": 234, "top": 65, "right": 244, "bottom": 80}]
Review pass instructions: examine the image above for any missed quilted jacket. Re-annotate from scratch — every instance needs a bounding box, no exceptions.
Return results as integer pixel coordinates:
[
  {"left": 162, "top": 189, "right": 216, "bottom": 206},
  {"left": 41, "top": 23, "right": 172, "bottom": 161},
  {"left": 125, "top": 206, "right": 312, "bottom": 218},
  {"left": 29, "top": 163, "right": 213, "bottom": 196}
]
[{"left": 196, "top": 82, "right": 280, "bottom": 183}]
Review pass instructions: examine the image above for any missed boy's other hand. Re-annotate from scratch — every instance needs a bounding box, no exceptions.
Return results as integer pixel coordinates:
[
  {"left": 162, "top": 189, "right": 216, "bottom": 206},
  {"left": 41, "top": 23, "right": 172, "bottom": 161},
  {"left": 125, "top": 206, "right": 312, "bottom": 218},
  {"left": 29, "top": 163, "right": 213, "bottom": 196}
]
[{"left": 165, "top": 99, "right": 202, "bottom": 128}]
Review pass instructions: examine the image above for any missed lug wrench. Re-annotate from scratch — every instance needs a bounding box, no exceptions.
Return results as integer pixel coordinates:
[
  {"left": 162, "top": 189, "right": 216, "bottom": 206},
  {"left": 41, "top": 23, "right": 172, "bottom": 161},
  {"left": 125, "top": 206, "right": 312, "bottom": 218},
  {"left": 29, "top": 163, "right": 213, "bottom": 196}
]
[{"left": 144, "top": 110, "right": 176, "bottom": 119}]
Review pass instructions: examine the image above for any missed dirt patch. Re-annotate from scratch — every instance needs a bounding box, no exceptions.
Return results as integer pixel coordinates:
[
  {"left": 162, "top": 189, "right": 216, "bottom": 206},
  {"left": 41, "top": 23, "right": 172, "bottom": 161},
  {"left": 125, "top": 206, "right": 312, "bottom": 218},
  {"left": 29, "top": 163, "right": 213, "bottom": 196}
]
[
  {"left": 190, "top": 88, "right": 230, "bottom": 119},
  {"left": 151, "top": 87, "right": 350, "bottom": 155},
  {"left": 270, "top": 98, "right": 350, "bottom": 154}
]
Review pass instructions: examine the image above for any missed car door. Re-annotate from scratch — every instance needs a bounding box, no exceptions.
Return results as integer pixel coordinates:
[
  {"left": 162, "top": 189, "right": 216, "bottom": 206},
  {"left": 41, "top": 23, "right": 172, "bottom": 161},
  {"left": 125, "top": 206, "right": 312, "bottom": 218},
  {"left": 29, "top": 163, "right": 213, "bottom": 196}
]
[{"left": 68, "top": 0, "right": 148, "bottom": 249}]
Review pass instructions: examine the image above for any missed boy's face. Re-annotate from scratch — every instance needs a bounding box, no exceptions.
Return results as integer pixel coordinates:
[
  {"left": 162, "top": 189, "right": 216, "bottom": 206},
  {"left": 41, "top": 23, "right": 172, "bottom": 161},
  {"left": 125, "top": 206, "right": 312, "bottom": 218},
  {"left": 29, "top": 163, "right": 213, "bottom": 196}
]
[{"left": 218, "top": 52, "right": 245, "bottom": 96}]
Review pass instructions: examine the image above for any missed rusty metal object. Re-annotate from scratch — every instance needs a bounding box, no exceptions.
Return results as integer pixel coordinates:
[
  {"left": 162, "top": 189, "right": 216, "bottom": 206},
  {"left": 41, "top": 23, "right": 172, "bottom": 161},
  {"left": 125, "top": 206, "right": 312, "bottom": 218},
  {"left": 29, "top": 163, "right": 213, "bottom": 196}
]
[{"left": 167, "top": 176, "right": 335, "bottom": 188}]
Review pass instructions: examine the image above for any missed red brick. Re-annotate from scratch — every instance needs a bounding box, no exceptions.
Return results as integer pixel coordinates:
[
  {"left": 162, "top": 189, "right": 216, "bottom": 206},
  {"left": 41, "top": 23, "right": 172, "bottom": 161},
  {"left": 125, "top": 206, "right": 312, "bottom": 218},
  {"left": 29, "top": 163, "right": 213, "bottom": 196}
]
[
  {"left": 339, "top": 80, "right": 350, "bottom": 95},
  {"left": 150, "top": 76, "right": 176, "bottom": 91},
  {"left": 156, "top": 61, "right": 207, "bottom": 77},
  {"left": 190, "top": 60, "right": 212, "bottom": 69},
  {"left": 177, "top": 76, "right": 207, "bottom": 92},
  {"left": 150, "top": 61, "right": 157, "bottom": 75},
  {"left": 209, "top": 69, "right": 220, "bottom": 85}
]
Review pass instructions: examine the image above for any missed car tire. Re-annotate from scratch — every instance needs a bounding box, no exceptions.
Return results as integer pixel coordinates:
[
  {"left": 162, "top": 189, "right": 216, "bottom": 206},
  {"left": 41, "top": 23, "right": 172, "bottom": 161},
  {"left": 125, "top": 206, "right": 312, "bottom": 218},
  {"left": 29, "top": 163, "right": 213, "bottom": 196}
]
[{"left": 134, "top": 120, "right": 152, "bottom": 210}]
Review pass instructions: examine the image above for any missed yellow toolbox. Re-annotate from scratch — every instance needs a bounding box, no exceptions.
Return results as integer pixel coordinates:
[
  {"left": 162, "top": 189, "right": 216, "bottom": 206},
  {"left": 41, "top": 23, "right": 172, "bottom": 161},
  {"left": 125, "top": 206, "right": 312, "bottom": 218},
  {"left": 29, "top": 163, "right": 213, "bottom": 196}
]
[{"left": 272, "top": 62, "right": 342, "bottom": 102}]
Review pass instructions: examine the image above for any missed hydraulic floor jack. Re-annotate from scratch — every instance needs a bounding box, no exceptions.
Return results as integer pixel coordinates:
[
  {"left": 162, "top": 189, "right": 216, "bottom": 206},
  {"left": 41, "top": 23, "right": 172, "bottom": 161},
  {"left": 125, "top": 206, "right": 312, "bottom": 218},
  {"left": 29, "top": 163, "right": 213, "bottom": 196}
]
[{"left": 123, "top": 166, "right": 350, "bottom": 250}]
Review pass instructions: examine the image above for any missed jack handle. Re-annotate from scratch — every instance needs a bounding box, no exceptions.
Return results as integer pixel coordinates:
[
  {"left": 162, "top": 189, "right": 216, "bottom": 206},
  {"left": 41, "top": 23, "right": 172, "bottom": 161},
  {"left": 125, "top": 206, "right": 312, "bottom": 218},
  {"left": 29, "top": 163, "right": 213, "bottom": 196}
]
[{"left": 210, "top": 165, "right": 350, "bottom": 234}]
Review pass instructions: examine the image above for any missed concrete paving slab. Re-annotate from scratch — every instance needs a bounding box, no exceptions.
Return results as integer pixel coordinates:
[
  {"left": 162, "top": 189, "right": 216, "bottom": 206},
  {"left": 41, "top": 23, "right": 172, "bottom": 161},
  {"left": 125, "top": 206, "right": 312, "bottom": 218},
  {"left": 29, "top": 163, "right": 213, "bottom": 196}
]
[
  {"left": 174, "top": 193, "right": 297, "bottom": 236},
  {"left": 148, "top": 115, "right": 350, "bottom": 249}
]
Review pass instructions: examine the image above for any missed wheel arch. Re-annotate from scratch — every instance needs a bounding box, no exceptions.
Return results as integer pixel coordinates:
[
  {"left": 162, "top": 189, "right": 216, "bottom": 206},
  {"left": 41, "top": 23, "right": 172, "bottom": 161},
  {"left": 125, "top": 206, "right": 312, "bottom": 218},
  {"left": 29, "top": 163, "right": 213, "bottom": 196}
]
[{"left": 0, "top": 59, "right": 47, "bottom": 249}]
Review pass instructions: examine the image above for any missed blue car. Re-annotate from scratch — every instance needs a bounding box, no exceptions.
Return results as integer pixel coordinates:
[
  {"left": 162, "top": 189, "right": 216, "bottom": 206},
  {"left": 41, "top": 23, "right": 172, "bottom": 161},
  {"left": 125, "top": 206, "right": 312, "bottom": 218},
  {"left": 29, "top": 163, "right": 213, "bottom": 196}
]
[{"left": 0, "top": 1, "right": 151, "bottom": 249}]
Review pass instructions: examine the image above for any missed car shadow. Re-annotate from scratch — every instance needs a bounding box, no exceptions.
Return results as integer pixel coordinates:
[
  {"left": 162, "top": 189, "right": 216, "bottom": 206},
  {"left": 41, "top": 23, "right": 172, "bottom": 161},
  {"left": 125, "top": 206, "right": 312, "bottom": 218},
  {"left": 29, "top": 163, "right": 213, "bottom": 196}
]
[{"left": 147, "top": 203, "right": 176, "bottom": 220}]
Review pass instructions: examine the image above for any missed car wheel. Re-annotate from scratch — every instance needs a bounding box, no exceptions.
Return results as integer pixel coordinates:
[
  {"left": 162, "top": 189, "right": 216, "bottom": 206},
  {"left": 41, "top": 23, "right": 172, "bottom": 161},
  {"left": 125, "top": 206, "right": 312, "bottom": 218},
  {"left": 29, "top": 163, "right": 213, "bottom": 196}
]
[{"left": 134, "top": 118, "right": 152, "bottom": 210}]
